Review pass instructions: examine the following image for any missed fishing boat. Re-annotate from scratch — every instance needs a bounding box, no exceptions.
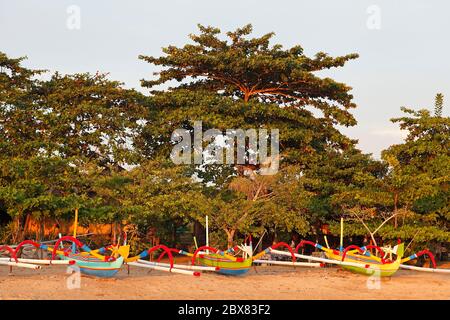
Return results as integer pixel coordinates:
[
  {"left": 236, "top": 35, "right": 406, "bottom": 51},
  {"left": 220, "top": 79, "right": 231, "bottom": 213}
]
[
  {"left": 196, "top": 253, "right": 253, "bottom": 275},
  {"left": 285, "top": 216, "right": 404, "bottom": 277},
  {"left": 48, "top": 235, "right": 127, "bottom": 278},
  {"left": 325, "top": 243, "right": 404, "bottom": 277},
  {"left": 59, "top": 253, "right": 124, "bottom": 278},
  {"left": 288, "top": 216, "right": 438, "bottom": 276},
  {"left": 154, "top": 217, "right": 255, "bottom": 275},
  {"left": 43, "top": 209, "right": 127, "bottom": 278},
  {"left": 155, "top": 239, "right": 257, "bottom": 276},
  {"left": 190, "top": 241, "right": 299, "bottom": 275},
  {"left": 179, "top": 245, "right": 253, "bottom": 275}
]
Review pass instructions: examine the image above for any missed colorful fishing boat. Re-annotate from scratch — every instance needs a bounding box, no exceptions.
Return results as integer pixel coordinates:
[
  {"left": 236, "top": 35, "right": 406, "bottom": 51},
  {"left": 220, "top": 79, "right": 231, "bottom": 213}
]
[
  {"left": 196, "top": 253, "right": 253, "bottom": 275},
  {"left": 193, "top": 233, "right": 299, "bottom": 275},
  {"left": 50, "top": 236, "right": 127, "bottom": 278},
  {"left": 325, "top": 243, "right": 404, "bottom": 277},
  {"left": 189, "top": 241, "right": 298, "bottom": 275},
  {"left": 0, "top": 237, "right": 119, "bottom": 276},
  {"left": 156, "top": 242, "right": 256, "bottom": 276},
  {"left": 59, "top": 253, "right": 124, "bottom": 278},
  {"left": 175, "top": 245, "right": 253, "bottom": 275}
]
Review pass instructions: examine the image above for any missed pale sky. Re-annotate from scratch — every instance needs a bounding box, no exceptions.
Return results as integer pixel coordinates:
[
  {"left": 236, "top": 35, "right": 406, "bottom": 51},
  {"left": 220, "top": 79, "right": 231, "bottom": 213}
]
[{"left": 1, "top": 0, "right": 449, "bottom": 158}]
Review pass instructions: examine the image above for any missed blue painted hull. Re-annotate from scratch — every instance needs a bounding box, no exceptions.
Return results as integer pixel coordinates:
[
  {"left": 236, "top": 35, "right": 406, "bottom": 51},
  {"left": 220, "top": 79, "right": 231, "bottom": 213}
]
[
  {"left": 60, "top": 254, "right": 123, "bottom": 278},
  {"left": 216, "top": 267, "right": 250, "bottom": 276}
]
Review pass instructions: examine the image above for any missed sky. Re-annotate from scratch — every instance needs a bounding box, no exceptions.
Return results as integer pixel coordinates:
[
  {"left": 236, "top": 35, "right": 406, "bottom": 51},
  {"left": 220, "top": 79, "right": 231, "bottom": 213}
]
[{"left": 1, "top": 0, "right": 449, "bottom": 158}]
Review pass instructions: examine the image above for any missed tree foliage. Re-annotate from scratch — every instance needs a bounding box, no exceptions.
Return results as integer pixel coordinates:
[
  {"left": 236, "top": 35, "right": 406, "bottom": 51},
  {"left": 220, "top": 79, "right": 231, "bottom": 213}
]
[{"left": 140, "top": 24, "right": 358, "bottom": 126}]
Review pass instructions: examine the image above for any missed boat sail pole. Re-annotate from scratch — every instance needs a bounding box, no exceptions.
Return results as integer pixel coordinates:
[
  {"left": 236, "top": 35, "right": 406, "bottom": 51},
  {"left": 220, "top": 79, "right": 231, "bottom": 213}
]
[
  {"left": 340, "top": 217, "right": 344, "bottom": 252},
  {"left": 73, "top": 208, "right": 79, "bottom": 238},
  {"left": 72, "top": 208, "right": 79, "bottom": 253},
  {"left": 205, "top": 215, "right": 209, "bottom": 254}
]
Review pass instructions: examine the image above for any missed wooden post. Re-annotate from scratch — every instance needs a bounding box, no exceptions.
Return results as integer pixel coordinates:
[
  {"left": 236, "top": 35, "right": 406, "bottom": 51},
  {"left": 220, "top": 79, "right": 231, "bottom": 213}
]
[
  {"left": 205, "top": 215, "right": 209, "bottom": 254},
  {"left": 73, "top": 208, "right": 79, "bottom": 238},
  {"left": 72, "top": 208, "right": 79, "bottom": 254}
]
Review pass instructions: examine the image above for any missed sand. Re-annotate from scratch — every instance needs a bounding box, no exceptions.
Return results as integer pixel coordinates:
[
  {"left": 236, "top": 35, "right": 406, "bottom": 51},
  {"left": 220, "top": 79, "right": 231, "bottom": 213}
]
[{"left": 1, "top": 261, "right": 450, "bottom": 300}]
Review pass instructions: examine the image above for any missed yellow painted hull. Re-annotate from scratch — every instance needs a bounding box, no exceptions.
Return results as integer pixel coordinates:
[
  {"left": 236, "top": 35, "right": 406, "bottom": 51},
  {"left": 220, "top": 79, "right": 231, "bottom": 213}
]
[{"left": 197, "top": 254, "right": 252, "bottom": 275}]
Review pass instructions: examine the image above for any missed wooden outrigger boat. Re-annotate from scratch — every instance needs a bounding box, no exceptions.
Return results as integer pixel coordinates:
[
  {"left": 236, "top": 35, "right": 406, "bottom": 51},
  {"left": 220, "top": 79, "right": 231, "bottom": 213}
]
[
  {"left": 154, "top": 233, "right": 257, "bottom": 276},
  {"left": 8, "top": 236, "right": 127, "bottom": 278},
  {"left": 268, "top": 241, "right": 404, "bottom": 277},
  {"left": 289, "top": 219, "right": 406, "bottom": 277},
  {"left": 276, "top": 217, "right": 439, "bottom": 277},
  {"left": 329, "top": 246, "right": 403, "bottom": 277},
  {"left": 195, "top": 251, "right": 253, "bottom": 275},
  {"left": 284, "top": 213, "right": 447, "bottom": 276},
  {"left": 154, "top": 219, "right": 256, "bottom": 276},
  {"left": 156, "top": 245, "right": 253, "bottom": 275},
  {"left": 51, "top": 236, "right": 126, "bottom": 278},
  {"left": 316, "top": 242, "right": 404, "bottom": 277},
  {"left": 59, "top": 253, "right": 124, "bottom": 278}
]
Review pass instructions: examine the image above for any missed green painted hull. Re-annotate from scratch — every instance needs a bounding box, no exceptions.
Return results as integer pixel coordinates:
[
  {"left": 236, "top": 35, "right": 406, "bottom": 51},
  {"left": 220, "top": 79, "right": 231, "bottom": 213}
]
[
  {"left": 325, "top": 245, "right": 403, "bottom": 277},
  {"left": 341, "top": 263, "right": 400, "bottom": 277}
]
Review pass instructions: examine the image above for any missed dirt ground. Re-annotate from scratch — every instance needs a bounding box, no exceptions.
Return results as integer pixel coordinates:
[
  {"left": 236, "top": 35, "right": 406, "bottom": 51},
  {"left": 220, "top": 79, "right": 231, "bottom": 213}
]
[{"left": 1, "top": 260, "right": 450, "bottom": 300}]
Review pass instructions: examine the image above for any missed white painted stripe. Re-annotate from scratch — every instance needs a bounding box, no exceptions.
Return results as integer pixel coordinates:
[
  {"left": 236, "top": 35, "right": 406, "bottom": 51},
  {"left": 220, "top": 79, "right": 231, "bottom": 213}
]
[{"left": 253, "top": 259, "right": 321, "bottom": 267}]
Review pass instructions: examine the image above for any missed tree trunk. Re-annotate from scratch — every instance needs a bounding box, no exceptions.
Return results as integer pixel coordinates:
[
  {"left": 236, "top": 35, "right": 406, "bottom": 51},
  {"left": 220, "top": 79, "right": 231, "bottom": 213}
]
[
  {"left": 13, "top": 215, "right": 21, "bottom": 243},
  {"left": 22, "top": 214, "right": 31, "bottom": 241},
  {"left": 193, "top": 221, "right": 206, "bottom": 246},
  {"left": 243, "top": 91, "right": 251, "bottom": 102},
  {"left": 172, "top": 223, "right": 178, "bottom": 247},
  {"left": 225, "top": 229, "right": 235, "bottom": 249},
  {"left": 39, "top": 217, "right": 45, "bottom": 242},
  {"left": 112, "top": 221, "right": 117, "bottom": 244}
]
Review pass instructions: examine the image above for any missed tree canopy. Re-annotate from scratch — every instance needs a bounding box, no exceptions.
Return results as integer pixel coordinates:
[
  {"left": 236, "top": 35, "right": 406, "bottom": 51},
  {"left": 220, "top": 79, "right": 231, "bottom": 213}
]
[{"left": 140, "top": 24, "right": 358, "bottom": 127}]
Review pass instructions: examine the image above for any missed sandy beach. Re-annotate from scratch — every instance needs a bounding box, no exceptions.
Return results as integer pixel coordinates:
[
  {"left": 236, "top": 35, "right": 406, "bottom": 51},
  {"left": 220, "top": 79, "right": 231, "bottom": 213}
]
[{"left": 1, "top": 262, "right": 450, "bottom": 300}]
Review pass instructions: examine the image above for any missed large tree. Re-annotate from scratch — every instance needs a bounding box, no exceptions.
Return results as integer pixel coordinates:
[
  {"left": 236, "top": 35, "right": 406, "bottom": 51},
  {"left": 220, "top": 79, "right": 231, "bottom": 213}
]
[
  {"left": 0, "top": 52, "right": 149, "bottom": 242},
  {"left": 330, "top": 95, "right": 450, "bottom": 249},
  {"left": 380, "top": 95, "right": 450, "bottom": 242},
  {"left": 137, "top": 25, "right": 361, "bottom": 171},
  {"left": 0, "top": 52, "right": 44, "bottom": 158},
  {"left": 140, "top": 24, "right": 358, "bottom": 126},
  {"left": 136, "top": 25, "right": 362, "bottom": 245},
  {"left": 36, "top": 72, "right": 147, "bottom": 168}
]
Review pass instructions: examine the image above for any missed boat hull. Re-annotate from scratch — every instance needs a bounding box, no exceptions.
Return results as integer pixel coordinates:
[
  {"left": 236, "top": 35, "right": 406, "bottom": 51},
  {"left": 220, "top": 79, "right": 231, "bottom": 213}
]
[
  {"left": 197, "top": 255, "right": 252, "bottom": 275},
  {"left": 60, "top": 254, "right": 123, "bottom": 278},
  {"left": 325, "top": 251, "right": 401, "bottom": 277}
]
